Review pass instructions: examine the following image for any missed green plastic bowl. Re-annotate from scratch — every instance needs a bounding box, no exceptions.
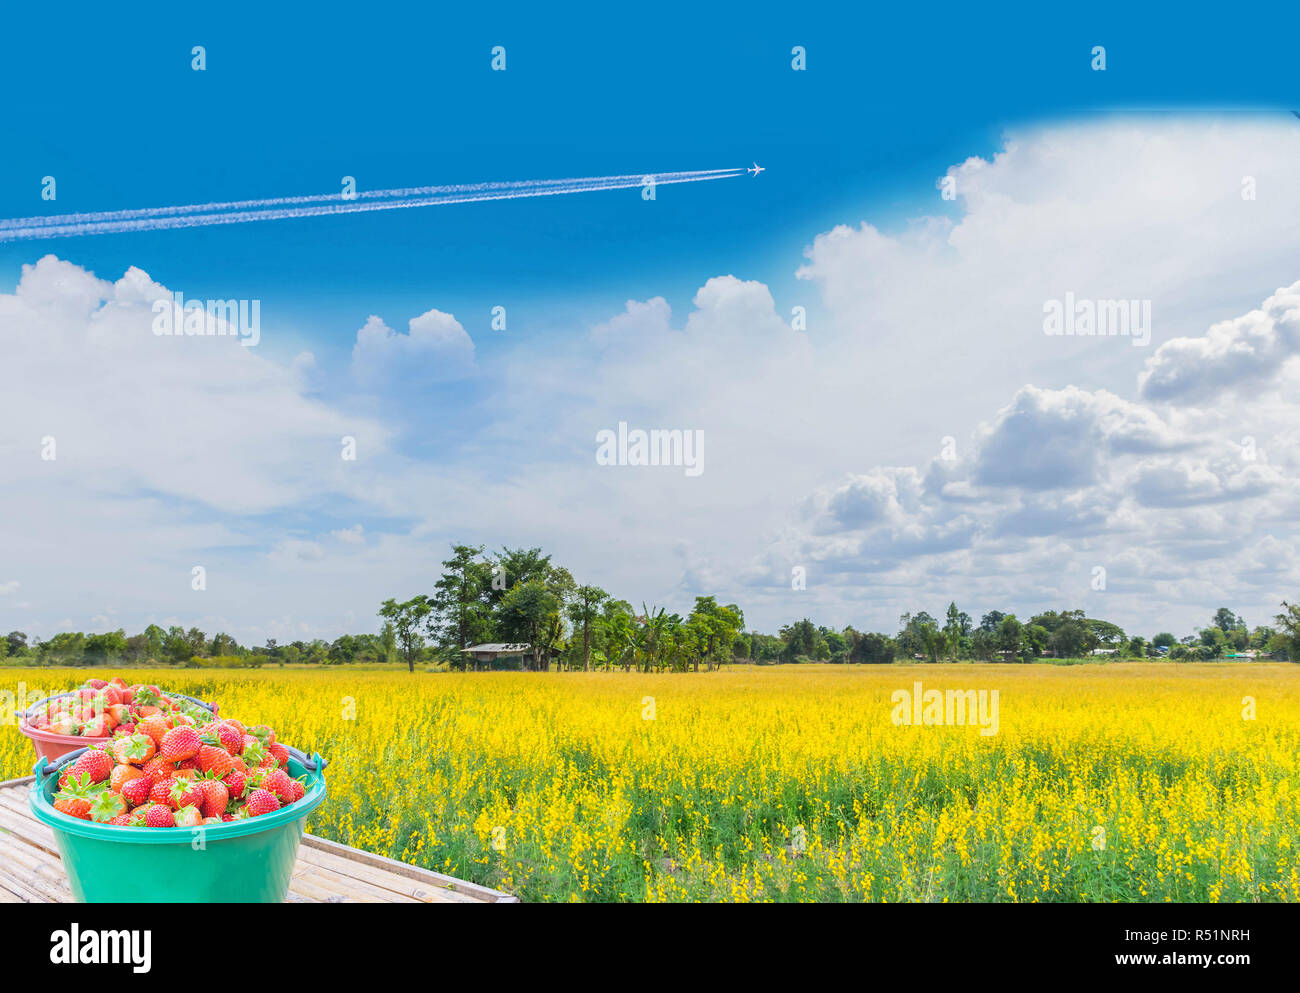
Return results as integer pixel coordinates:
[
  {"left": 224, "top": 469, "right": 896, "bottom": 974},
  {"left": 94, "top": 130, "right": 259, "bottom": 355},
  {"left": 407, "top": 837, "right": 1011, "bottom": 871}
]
[{"left": 30, "top": 746, "right": 328, "bottom": 903}]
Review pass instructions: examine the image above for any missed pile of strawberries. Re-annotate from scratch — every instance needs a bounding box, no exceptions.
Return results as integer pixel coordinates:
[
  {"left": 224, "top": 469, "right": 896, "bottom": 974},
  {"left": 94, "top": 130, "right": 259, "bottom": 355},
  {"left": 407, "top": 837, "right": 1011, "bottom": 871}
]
[
  {"left": 52, "top": 681, "right": 307, "bottom": 827},
  {"left": 25, "top": 676, "right": 211, "bottom": 739}
]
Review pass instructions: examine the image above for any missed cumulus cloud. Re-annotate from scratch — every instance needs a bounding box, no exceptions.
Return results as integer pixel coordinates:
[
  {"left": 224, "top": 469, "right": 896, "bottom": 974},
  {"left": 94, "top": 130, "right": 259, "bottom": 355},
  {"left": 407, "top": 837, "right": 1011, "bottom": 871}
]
[
  {"left": 350, "top": 308, "right": 476, "bottom": 386},
  {"left": 1139, "top": 279, "right": 1300, "bottom": 402}
]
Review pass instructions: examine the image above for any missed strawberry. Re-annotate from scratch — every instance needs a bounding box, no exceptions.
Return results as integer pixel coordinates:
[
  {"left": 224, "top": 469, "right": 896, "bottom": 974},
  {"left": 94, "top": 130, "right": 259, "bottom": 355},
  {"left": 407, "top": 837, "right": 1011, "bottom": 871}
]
[
  {"left": 108, "top": 814, "right": 133, "bottom": 826},
  {"left": 89, "top": 790, "right": 127, "bottom": 823},
  {"left": 249, "top": 724, "right": 276, "bottom": 747},
  {"left": 261, "top": 768, "right": 294, "bottom": 805},
  {"left": 195, "top": 776, "right": 229, "bottom": 819},
  {"left": 149, "top": 778, "right": 176, "bottom": 805},
  {"left": 288, "top": 779, "right": 306, "bottom": 803},
  {"left": 53, "top": 774, "right": 101, "bottom": 819},
  {"left": 121, "top": 775, "right": 153, "bottom": 807},
  {"left": 79, "top": 716, "right": 112, "bottom": 738},
  {"left": 268, "top": 742, "right": 290, "bottom": 769},
  {"left": 197, "top": 743, "right": 235, "bottom": 778},
  {"left": 241, "top": 738, "right": 267, "bottom": 768},
  {"left": 173, "top": 805, "right": 203, "bottom": 828},
  {"left": 137, "top": 714, "right": 171, "bottom": 746},
  {"left": 223, "top": 718, "right": 247, "bottom": 736},
  {"left": 71, "top": 748, "right": 114, "bottom": 784},
  {"left": 107, "top": 703, "right": 132, "bottom": 725},
  {"left": 167, "top": 778, "right": 203, "bottom": 811},
  {"left": 109, "top": 763, "right": 143, "bottom": 792},
  {"left": 222, "top": 769, "right": 247, "bottom": 801},
  {"left": 243, "top": 789, "right": 280, "bottom": 817},
  {"left": 159, "top": 725, "right": 200, "bottom": 762},
  {"left": 84, "top": 678, "right": 108, "bottom": 690},
  {"left": 171, "top": 713, "right": 196, "bottom": 728},
  {"left": 215, "top": 724, "right": 244, "bottom": 755},
  {"left": 111, "top": 733, "right": 156, "bottom": 766},
  {"left": 48, "top": 714, "right": 79, "bottom": 736},
  {"left": 142, "top": 756, "right": 175, "bottom": 780},
  {"left": 144, "top": 804, "right": 176, "bottom": 828}
]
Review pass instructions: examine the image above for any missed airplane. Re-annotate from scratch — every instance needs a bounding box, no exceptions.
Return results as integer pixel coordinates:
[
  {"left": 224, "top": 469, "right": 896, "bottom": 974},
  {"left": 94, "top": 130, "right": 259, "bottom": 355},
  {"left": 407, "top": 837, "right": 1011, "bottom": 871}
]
[{"left": 748, "top": 162, "right": 765, "bottom": 177}]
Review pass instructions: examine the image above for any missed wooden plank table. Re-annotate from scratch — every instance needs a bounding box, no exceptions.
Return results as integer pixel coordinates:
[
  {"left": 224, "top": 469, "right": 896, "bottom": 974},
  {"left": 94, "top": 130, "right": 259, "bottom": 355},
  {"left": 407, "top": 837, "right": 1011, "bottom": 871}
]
[{"left": 0, "top": 776, "right": 517, "bottom": 904}]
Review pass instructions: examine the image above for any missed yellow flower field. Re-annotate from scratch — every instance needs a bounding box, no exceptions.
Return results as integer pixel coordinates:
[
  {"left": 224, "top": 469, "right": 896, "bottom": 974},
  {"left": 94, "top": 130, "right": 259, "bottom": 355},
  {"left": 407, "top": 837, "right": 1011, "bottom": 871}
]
[{"left": 2, "top": 663, "right": 1297, "bottom": 902}]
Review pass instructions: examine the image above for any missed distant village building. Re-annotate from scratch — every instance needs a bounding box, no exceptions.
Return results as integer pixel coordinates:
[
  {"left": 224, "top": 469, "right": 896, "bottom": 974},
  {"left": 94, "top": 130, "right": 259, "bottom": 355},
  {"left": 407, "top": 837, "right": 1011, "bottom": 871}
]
[{"left": 460, "top": 643, "right": 533, "bottom": 671}]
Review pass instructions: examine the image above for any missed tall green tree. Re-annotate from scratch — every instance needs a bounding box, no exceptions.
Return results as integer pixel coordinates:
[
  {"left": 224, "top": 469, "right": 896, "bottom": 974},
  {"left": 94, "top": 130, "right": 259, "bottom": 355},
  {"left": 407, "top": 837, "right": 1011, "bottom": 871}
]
[
  {"left": 379, "top": 595, "right": 432, "bottom": 673},
  {"left": 428, "top": 544, "right": 495, "bottom": 652},
  {"left": 567, "top": 585, "right": 609, "bottom": 671}
]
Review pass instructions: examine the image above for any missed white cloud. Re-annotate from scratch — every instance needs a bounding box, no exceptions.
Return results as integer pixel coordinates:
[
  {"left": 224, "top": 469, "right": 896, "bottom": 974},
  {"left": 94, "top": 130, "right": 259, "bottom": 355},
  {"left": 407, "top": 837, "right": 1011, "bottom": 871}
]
[
  {"left": 350, "top": 308, "right": 476, "bottom": 386},
  {"left": 1139, "top": 279, "right": 1300, "bottom": 402}
]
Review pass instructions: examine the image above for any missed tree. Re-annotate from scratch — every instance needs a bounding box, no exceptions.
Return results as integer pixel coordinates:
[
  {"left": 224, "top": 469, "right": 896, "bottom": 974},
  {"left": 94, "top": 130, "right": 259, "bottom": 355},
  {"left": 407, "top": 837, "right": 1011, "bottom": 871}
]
[
  {"left": 377, "top": 622, "right": 397, "bottom": 665},
  {"left": 943, "top": 602, "right": 964, "bottom": 659},
  {"left": 428, "top": 544, "right": 495, "bottom": 652},
  {"left": 978, "top": 611, "right": 1006, "bottom": 633},
  {"left": 488, "top": 546, "right": 553, "bottom": 604},
  {"left": 996, "top": 615, "right": 1024, "bottom": 658},
  {"left": 1152, "top": 631, "right": 1176, "bottom": 649},
  {"left": 379, "top": 596, "right": 432, "bottom": 673},
  {"left": 1213, "top": 608, "right": 1242, "bottom": 634},
  {"left": 5, "top": 632, "right": 28, "bottom": 657},
  {"left": 1050, "top": 620, "right": 1089, "bottom": 659},
  {"left": 567, "top": 585, "right": 609, "bottom": 671},
  {"left": 496, "top": 581, "right": 561, "bottom": 671},
  {"left": 1272, "top": 601, "right": 1300, "bottom": 661},
  {"left": 686, "top": 597, "right": 742, "bottom": 671},
  {"left": 779, "top": 618, "right": 818, "bottom": 662},
  {"left": 84, "top": 630, "right": 128, "bottom": 663}
]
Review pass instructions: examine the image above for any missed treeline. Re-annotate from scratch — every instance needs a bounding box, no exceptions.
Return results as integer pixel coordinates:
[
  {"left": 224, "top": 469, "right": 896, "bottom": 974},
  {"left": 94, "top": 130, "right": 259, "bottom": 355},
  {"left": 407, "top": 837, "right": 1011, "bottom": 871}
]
[
  {"left": 379, "top": 544, "right": 744, "bottom": 672},
  {"left": 0, "top": 627, "right": 396, "bottom": 668},
  {"left": 5, "top": 553, "right": 1298, "bottom": 671},
  {"left": 765, "top": 603, "right": 1299, "bottom": 664}
]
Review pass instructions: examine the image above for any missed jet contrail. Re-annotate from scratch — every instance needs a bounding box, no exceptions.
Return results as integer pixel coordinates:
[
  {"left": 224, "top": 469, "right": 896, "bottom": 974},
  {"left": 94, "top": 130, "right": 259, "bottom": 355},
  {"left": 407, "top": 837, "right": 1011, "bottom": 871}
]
[{"left": 0, "top": 168, "right": 747, "bottom": 242}]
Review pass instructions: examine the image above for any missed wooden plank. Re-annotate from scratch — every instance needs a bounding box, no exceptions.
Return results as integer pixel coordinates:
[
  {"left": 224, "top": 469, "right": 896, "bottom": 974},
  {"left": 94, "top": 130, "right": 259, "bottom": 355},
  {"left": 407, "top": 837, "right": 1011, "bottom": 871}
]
[
  {"left": 294, "top": 843, "right": 482, "bottom": 904},
  {"left": 0, "top": 834, "right": 73, "bottom": 902},
  {"left": 302, "top": 834, "right": 517, "bottom": 902}
]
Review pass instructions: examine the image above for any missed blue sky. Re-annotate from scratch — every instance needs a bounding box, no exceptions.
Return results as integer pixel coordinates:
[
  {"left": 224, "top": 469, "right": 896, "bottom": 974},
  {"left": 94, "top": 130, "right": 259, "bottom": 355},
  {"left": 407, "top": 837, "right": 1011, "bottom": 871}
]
[{"left": 3, "top": 5, "right": 1300, "bottom": 644}]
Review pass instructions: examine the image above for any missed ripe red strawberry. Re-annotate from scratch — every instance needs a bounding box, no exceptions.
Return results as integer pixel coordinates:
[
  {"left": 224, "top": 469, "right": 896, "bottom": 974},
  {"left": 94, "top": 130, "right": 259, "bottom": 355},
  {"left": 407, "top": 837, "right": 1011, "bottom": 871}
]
[
  {"left": 215, "top": 724, "right": 244, "bottom": 755},
  {"left": 249, "top": 724, "right": 276, "bottom": 747},
  {"left": 72, "top": 748, "right": 114, "bottom": 784},
  {"left": 196, "top": 776, "right": 229, "bottom": 819},
  {"left": 89, "top": 790, "right": 127, "bottom": 823},
  {"left": 173, "top": 805, "right": 203, "bottom": 828},
  {"left": 243, "top": 789, "right": 280, "bottom": 817},
  {"left": 220, "top": 813, "right": 235, "bottom": 822},
  {"left": 222, "top": 769, "right": 247, "bottom": 801},
  {"left": 175, "top": 757, "right": 199, "bottom": 772},
  {"left": 288, "top": 779, "right": 306, "bottom": 803},
  {"left": 108, "top": 814, "right": 132, "bottom": 826},
  {"left": 149, "top": 778, "right": 175, "bottom": 805},
  {"left": 144, "top": 804, "right": 176, "bottom": 828},
  {"left": 223, "top": 718, "right": 247, "bottom": 736},
  {"left": 85, "top": 678, "right": 108, "bottom": 690},
  {"left": 121, "top": 775, "right": 153, "bottom": 807},
  {"left": 268, "top": 742, "right": 290, "bottom": 769},
  {"left": 167, "top": 778, "right": 203, "bottom": 811},
  {"left": 159, "top": 726, "right": 200, "bottom": 762},
  {"left": 142, "top": 756, "right": 175, "bottom": 780},
  {"left": 197, "top": 743, "right": 235, "bottom": 778},
  {"left": 261, "top": 769, "right": 294, "bottom": 805},
  {"left": 53, "top": 774, "right": 100, "bottom": 819}
]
